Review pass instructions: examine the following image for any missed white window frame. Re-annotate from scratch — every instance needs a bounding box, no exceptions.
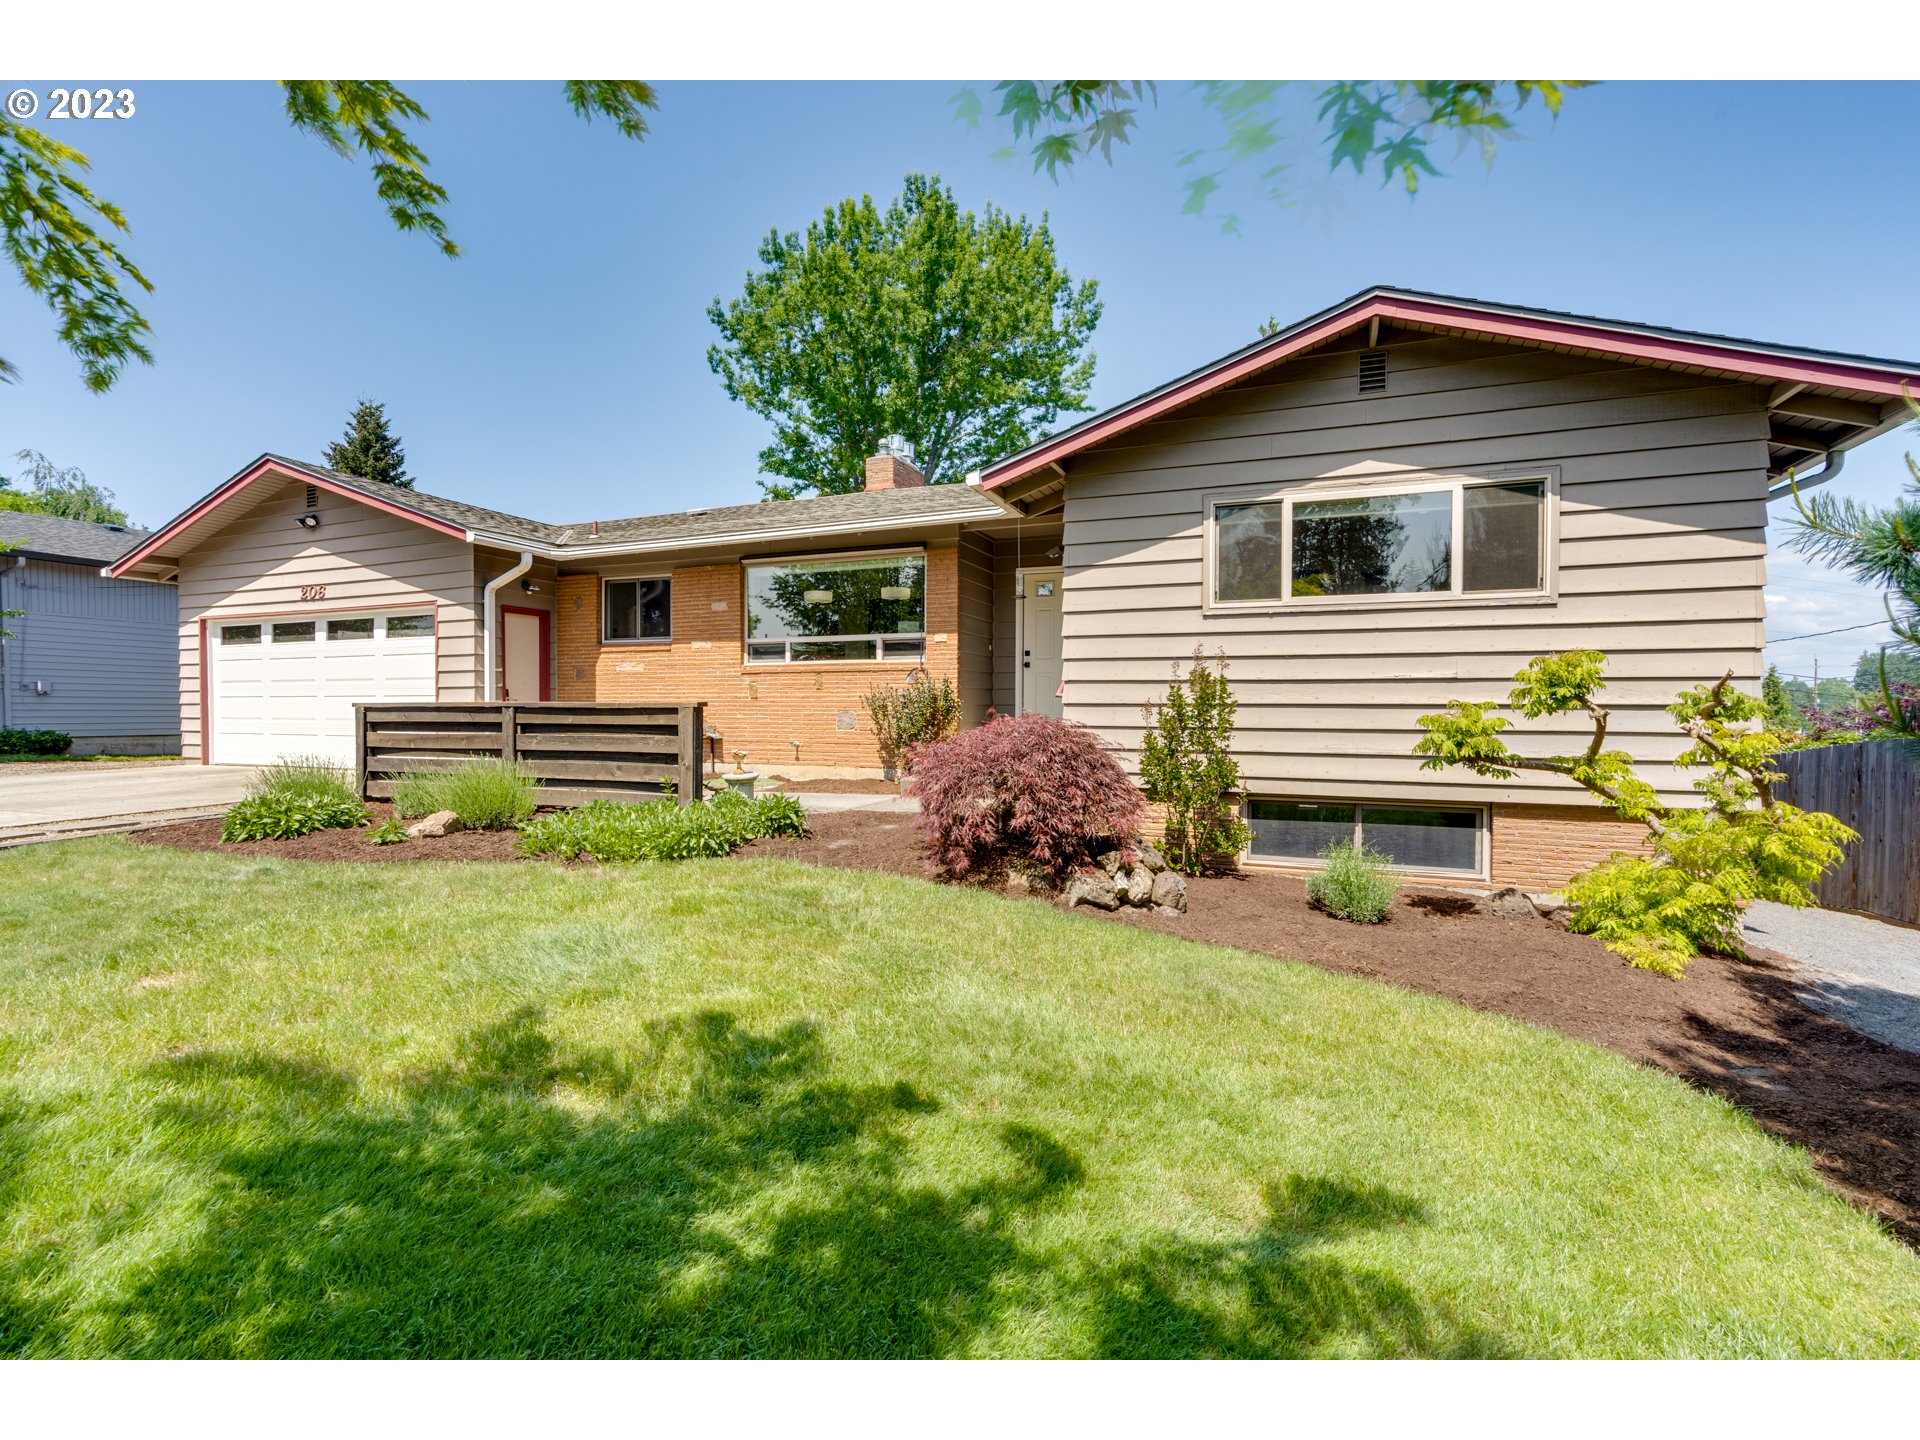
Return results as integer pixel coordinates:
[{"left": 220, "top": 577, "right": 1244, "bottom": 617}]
[
  {"left": 1242, "top": 796, "right": 1490, "bottom": 882},
  {"left": 742, "top": 547, "right": 928, "bottom": 666},
  {"left": 602, "top": 574, "right": 672, "bottom": 646},
  {"left": 1204, "top": 469, "right": 1559, "bottom": 615}
]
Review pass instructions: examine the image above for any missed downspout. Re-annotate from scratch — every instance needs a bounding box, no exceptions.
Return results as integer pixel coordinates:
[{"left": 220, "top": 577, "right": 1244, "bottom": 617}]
[
  {"left": 1766, "top": 446, "right": 1845, "bottom": 503},
  {"left": 481, "top": 551, "right": 534, "bottom": 702},
  {"left": 0, "top": 553, "right": 23, "bottom": 732}
]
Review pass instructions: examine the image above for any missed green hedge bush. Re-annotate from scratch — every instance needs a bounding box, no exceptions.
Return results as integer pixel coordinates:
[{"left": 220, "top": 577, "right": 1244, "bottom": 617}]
[
  {"left": 520, "top": 791, "right": 806, "bottom": 863},
  {"left": 0, "top": 729, "right": 73, "bottom": 757},
  {"left": 220, "top": 793, "right": 367, "bottom": 843}
]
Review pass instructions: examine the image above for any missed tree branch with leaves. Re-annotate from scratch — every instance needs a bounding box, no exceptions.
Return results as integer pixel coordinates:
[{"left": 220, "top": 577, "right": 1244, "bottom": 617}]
[{"left": 1414, "top": 651, "right": 1855, "bottom": 977}]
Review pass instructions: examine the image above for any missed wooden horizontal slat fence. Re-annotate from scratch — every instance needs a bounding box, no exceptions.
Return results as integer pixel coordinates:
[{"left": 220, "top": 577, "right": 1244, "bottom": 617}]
[
  {"left": 1773, "top": 738, "right": 1918, "bottom": 927},
  {"left": 356, "top": 702, "right": 703, "bottom": 808}
]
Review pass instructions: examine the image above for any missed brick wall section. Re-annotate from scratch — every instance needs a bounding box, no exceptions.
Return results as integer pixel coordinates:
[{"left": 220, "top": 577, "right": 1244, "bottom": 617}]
[
  {"left": 556, "top": 546, "right": 961, "bottom": 772},
  {"left": 1489, "top": 803, "right": 1652, "bottom": 891}
]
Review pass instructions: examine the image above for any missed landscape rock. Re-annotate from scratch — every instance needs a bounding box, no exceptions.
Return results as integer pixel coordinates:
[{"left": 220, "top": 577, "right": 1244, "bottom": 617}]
[
  {"left": 1132, "top": 841, "right": 1168, "bottom": 874},
  {"left": 1150, "top": 869, "right": 1188, "bottom": 913},
  {"left": 1098, "top": 850, "right": 1127, "bottom": 876},
  {"left": 1124, "top": 866, "right": 1154, "bottom": 906},
  {"left": 407, "top": 809, "right": 464, "bottom": 840},
  {"left": 1065, "top": 872, "right": 1122, "bottom": 911},
  {"left": 1482, "top": 886, "right": 1538, "bottom": 920}
]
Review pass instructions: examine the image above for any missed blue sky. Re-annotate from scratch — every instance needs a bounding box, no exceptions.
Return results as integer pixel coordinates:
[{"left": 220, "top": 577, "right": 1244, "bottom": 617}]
[{"left": 2, "top": 79, "right": 1915, "bottom": 686}]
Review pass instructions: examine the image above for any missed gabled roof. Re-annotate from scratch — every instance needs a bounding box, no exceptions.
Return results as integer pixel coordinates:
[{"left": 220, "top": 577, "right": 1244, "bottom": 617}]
[
  {"left": 0, "top": 510, "right": 152, "bottom": 566},
  {"left": 978, "top": 286, "right": 1920, "bottom": 493},
  {"left": 108, "top": 453, "right": 1006, "bottom": 579}
]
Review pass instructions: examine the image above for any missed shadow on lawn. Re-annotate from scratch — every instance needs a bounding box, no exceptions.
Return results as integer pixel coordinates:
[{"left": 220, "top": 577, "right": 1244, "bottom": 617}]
[{"left": 3, "top": 1008, "right": 1496, "bottom": 1357}]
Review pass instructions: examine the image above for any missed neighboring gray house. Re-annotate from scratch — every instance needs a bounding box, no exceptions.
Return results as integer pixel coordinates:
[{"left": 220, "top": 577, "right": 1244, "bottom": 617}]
[{"left": 0, "top": 512, "right": 179, "bottom": 754}]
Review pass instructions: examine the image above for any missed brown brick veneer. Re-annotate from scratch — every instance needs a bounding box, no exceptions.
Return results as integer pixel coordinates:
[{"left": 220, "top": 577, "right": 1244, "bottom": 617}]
[
  {"left": 556, "top": 547, "right": 960, "bottom": 773},
  {"left": 1489, "top": 803, "right": 1652, "bottom": 891}
]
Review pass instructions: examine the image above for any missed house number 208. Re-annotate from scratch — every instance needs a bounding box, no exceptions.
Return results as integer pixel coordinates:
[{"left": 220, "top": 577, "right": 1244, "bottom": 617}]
[{"left": 300, "top": 585, "right": 328, "bottom": 601}]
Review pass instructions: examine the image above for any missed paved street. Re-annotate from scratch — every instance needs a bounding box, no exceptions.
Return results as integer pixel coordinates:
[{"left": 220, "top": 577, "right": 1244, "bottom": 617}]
[{"left": 0, "top": 761, "right": 260, "bottom": 844}]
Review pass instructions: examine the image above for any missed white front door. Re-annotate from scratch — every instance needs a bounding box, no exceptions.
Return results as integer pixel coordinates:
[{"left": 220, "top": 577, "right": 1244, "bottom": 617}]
[
  {"left": 209, "top": 610, "right": 437, "bottom": 766},
  {"left": 503, "top": 610, "right": 543, "bottom": 702},
  {"left": 1018, "top": 568, "right": 1064, "bottom": 718}
]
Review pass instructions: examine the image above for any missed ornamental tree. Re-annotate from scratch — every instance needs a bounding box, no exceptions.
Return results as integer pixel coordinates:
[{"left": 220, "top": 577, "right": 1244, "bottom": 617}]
[
  {"left": 1413, "top": 651, "right": 1855, "bottom": 978},
  {"left": 1138, "top": 646, "right": 1252, "bottom": 874}
]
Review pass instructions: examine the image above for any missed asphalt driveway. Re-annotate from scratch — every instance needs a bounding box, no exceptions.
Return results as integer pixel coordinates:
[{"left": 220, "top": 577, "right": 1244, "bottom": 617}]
[
  {"left": 0, "top": 761, "right": 260, "bottom": 845},
  {"left": 1743, "top": 900, "right": 1920, "bottom": 1055}
]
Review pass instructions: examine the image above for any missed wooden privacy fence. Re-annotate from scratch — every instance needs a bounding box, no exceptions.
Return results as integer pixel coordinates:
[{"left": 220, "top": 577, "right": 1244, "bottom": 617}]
[
  {"left": 356, "top": 702, "right": 704, "bottom": 808},
  {"left": 1774, "top": 738, "right": 1918, "bottom": 927}
]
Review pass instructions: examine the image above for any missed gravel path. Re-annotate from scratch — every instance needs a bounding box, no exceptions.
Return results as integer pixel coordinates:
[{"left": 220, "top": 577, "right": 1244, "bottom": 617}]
[{"left": 1743, "top": 901, "right": 1920, "bottom": 1055}]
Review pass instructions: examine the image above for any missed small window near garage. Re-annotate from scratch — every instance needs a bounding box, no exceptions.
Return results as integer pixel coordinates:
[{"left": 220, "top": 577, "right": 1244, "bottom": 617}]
[
  {"left": 272, "top": 621, "right": 316, "bottom": 643},
  {"left": 1247, "top": 798, "right": 1483, "bottom": 877},
  {"left": 220, "top": 623, "right": 262, "bottom": 645},
  {"left": 386, "top": 613, "right": 434, "bottom": 638},
  {"left": 604, "top": 577, "right": 671, "bottom": 643},
  {"left": 328, "top": 616, "right": 375, "bottom": 640}
]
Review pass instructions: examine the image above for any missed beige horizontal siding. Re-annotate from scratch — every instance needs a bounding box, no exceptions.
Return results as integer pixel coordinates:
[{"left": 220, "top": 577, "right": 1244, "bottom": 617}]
[
  {"left": 175, "top": 475, "right": 482, "bottom": 758},
  {"left": 1058, "top": 333, "right": 1773, "bottom": 808}
]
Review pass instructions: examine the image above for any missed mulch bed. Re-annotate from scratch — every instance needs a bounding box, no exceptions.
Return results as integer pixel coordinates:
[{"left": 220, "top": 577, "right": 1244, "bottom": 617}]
[
  {"left": 133, "top": 804, "right": 540, "bottom": 864},
  {"left": 742, "top": 811, "right": 1920, "bottom": 1246},
  {"left": 133, "top": 804, "right": 1920, "bottom": 1244}
]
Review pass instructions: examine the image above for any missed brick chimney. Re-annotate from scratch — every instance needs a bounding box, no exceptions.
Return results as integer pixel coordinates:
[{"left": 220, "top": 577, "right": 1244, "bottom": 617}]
[{"left": 864, "top": 435, "right": 925, "bottom": 491}]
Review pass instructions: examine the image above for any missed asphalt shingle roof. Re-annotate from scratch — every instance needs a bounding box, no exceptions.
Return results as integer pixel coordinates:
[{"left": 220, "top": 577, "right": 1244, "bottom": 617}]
[
  {"left": 265, "top": 455, "right": 1001, "bottom": 552},
  {"left": 0, "top": 510, "right": 151, "bottom": 566}
]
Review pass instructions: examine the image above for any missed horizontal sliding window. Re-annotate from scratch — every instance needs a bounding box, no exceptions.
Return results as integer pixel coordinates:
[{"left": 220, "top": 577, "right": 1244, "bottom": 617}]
[
  {"left": 1212, "top": 476, "right": 1548, "bottom": 606},
  {"left": 1248, "top": 799, "right": 1482, "bottom": 876},
  {"left": 605, "top": 577, "right": 671, "bottom": 643},
  {"left": 745, "top": 551, "right": 925, "bottom": 663}
]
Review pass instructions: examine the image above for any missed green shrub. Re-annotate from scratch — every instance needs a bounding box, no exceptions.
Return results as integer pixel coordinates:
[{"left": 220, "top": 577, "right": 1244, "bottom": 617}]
[
  {"left": 220, "top": 793, "right": 366, "bottom": 843},
  {"left": 247, "top": 755, "right": 357, "bottom": 806},
  {"left": 368, "top": 818, "right": 408, "bottom": 846},
  {"left": 391, "top": 760, "right": 539, "bottom": 829},
  {"left": 1138, "top": 646, "right": 1252, "bottom": 874},
  {"left": 1306, "top": 840, "right": 1399, "bottom": 924},
  {"left": 863, "top": 674, "right": 961, "bottom": 769},
  {"left": 0, "top": 728, "right": 73, "bottom": 757},
  {"left": 519, "top": 791, "right": 808, "bottom": 863}
]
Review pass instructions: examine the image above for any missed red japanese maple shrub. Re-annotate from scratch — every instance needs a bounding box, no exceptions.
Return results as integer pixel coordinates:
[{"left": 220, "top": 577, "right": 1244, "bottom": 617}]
[{"left": 908, "top": 713, "right": 1144, "bottom": 879}]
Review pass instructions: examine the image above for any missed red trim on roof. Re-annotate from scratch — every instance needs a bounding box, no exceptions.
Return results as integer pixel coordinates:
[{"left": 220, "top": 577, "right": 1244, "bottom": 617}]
[
  {"left": 980, "top": 294, "right": 1920, "bottom": 490},
  {"left": 109, "top": 457, "right": 469, "bottom": 577}
]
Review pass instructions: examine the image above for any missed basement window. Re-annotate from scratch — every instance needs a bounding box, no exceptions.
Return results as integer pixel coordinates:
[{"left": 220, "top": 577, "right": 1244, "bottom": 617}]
[
  {"left": 744, "top": 551, "right": 925, "bottom": 663},
  {"left": 604, "top": 577, "right": 671, "bottom": 643},
  {"left": 1248, "top": 799, "right": 1484, "bottom": 877}
]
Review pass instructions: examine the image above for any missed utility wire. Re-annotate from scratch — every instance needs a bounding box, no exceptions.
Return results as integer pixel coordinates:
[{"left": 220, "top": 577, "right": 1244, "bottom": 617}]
[{"left": 1766, "top": 618, "right": 1895, "bottom": 644}]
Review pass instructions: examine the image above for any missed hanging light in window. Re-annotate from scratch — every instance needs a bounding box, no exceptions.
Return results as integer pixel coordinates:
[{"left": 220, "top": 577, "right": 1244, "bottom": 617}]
[
  {"left": 879, "top": 585, "right": 910, "bottom": 601},
  {"left": 803, "top": 589, "right": 834, "bottom": 604}
]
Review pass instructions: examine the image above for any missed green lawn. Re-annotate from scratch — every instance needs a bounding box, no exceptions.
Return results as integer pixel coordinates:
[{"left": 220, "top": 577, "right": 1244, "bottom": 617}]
[{"left": 1, "top": 840, "right": 1916, "bottom": 1358}]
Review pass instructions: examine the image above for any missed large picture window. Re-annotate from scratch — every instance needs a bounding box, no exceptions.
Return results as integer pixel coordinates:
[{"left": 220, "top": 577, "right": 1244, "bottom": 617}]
[
  {"left": 1212, "top": 476, "right": 1548, "bottom": 607},
  {"left": 604, "top": 577, "right": 671, "bottom": 643},
  {"left": 745, "top": 551, "right": 926, "bottom": 663}
]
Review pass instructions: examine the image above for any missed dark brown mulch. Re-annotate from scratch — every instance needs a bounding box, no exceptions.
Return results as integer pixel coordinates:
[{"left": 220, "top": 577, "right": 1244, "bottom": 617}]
[
  {"left": 741, "top": 811, "right": 1920, "bottom": 1246},
  {"left": 133, "top": 804, "right": 541, "bottom": 864}
]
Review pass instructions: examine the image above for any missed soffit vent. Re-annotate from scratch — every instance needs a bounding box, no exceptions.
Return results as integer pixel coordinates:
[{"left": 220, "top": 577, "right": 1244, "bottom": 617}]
[
  {"left": 304, "top": 484, "right": 319, "bottom": 509},
  {"left": 1358, "top": 350, "right": 1387, "bottom": 395}
]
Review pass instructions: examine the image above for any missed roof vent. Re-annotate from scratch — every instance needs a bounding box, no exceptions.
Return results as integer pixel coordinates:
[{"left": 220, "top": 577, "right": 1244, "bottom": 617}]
[
  {"left": 305, "top": 484, "right": 319, "bottom": 510},
  {"left": 1358, "top": 350, "right": 1387, "bottom": 395},
  {"left": 877, "top": 434, "right": 915, "bottom": 462}
]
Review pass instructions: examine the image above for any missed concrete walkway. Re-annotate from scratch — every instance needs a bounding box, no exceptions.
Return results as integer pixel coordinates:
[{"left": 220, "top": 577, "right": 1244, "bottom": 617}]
[
  {"left": 784, "top": 791, "right": 918, "bottom": 814},
  {"left": 1743, "top": 901, "right": 1920, "bottom": 1055},
  {"left": 0, "top": 761, "right": 260, "bottom": 846}
]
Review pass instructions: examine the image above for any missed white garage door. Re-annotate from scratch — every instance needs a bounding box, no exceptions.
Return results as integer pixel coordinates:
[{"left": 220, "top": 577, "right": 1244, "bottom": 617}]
[{"left": 210, "top": 611, "right": 437, "bottom": 766}]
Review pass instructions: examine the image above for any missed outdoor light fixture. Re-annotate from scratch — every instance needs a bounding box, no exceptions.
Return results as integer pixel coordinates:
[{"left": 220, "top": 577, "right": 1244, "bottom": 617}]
[
  {"left": 879, "top": 585, "right": 910, "bottom": 601},
  {"left": 295, "top": 513, "right": 321, "bottom": 530},
  {"left": 520, "top": 579, "right": 540, "bottom": 594},
  {"left": 803, "top": 589, "right": 834, "bottom": 604}
]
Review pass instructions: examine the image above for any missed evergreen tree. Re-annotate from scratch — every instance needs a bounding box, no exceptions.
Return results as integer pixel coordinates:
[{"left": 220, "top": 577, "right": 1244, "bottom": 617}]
[
  {"left": 1762, "top": 665, "right": 1796, "bottom": 731},
  {"left": 325, "top": 399, "right": 412, "bottom": 487}
]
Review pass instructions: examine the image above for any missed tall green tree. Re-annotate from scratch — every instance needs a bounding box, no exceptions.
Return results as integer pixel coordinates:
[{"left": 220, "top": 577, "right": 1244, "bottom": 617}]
[
  {"left": 0, "top": 82, "right": 655, "bottom": 389},
  {"left": 325, "top": 400, "right": 412, "bottom": 488},
  {"left": 708, "top": 175, "right": 1101, "bottom": 498},
  {"left": 953, "top": 81, "right": 1592, "bottom": 230},
  {"left": 0, "top": 450, "right": 130, "bottom": 524},
  {"left": 1789, "top": 400, "right": 1920, "bottom": 735}
]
